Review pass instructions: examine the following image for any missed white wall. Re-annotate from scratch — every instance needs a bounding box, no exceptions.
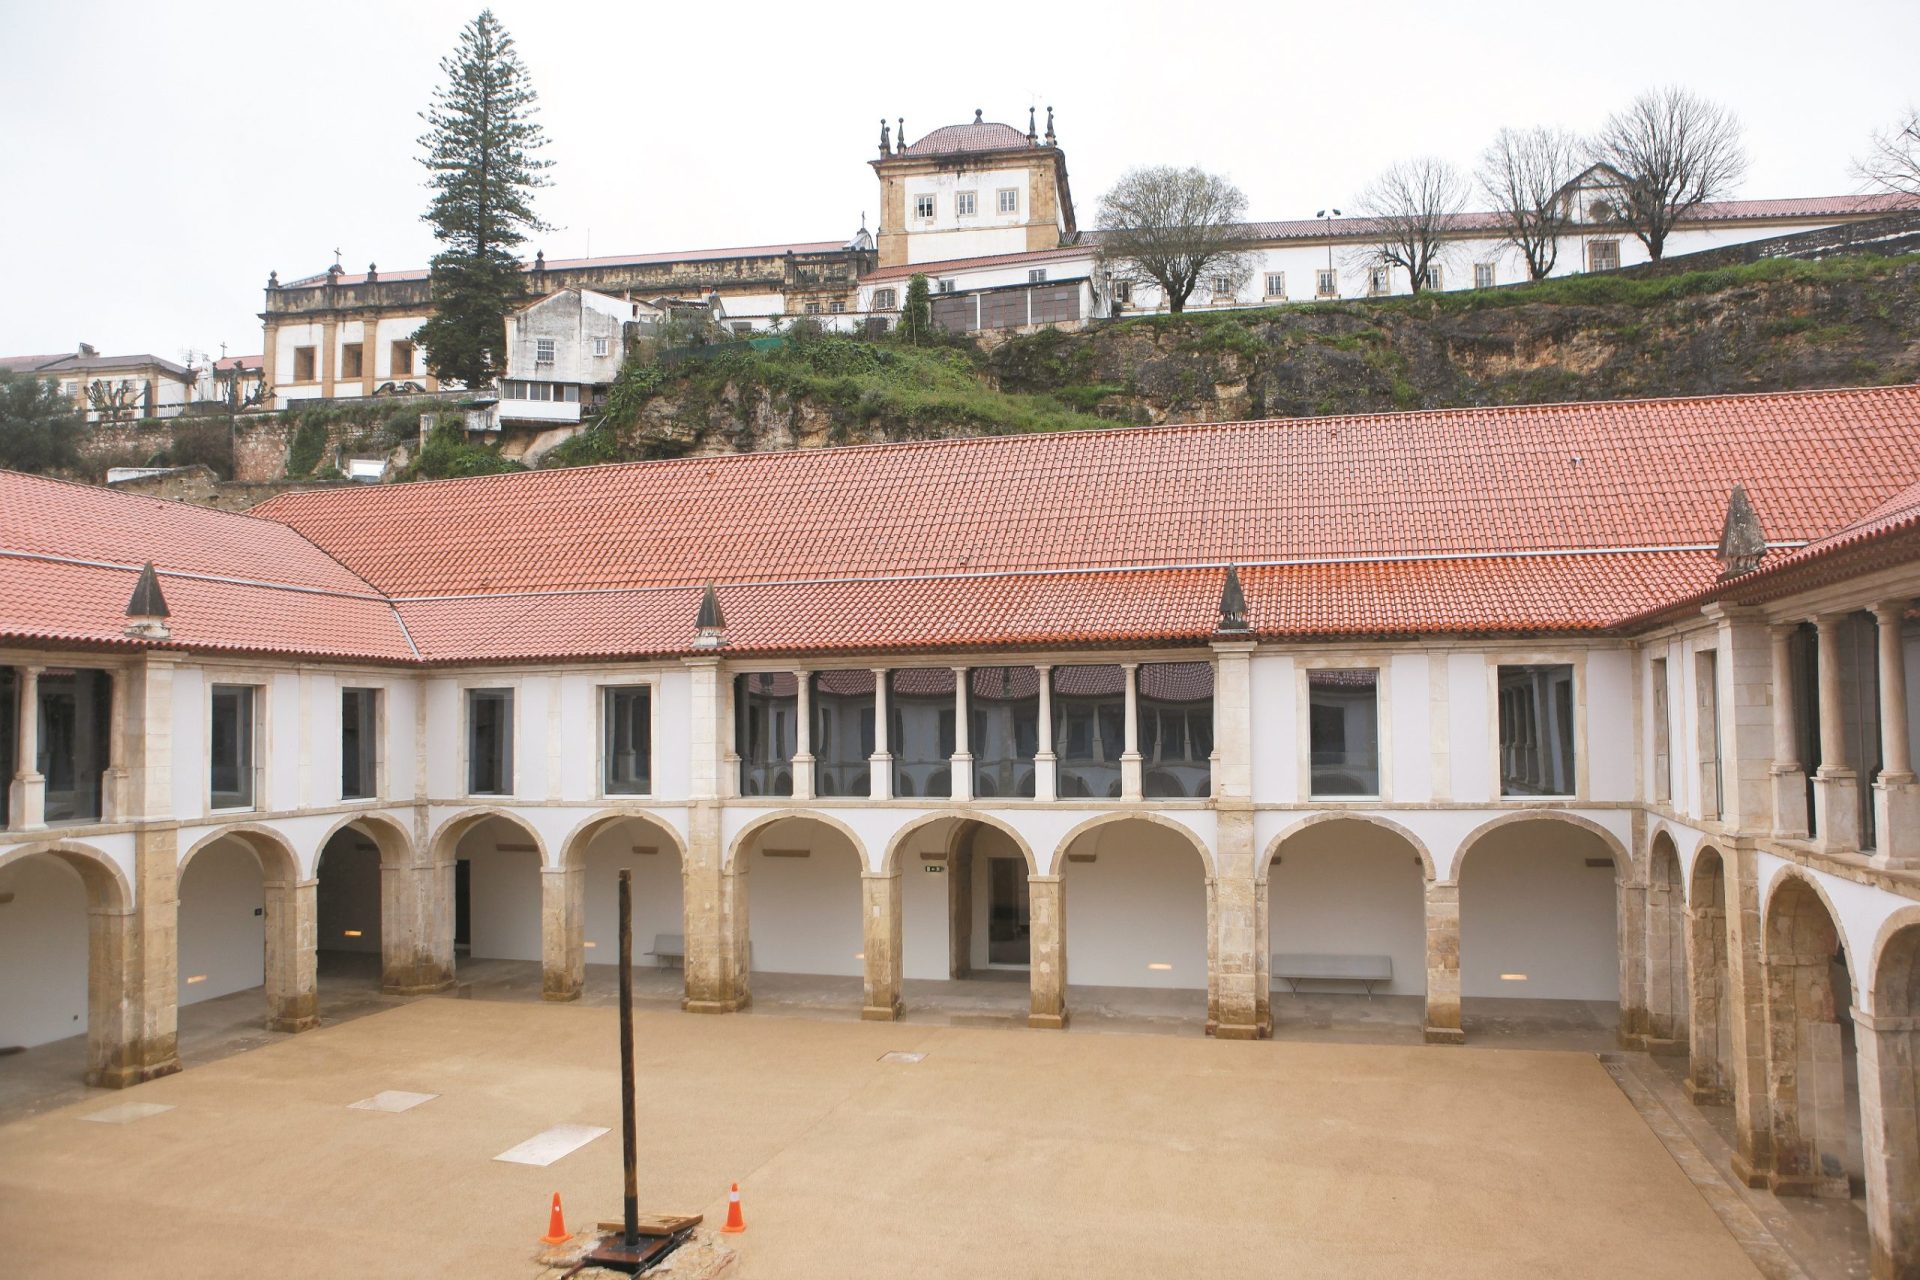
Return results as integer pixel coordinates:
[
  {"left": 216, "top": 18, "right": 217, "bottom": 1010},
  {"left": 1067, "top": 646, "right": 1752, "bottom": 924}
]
[
  {"left": 1448, "top": 654, "right": 1492, "bottom": 801},
  {"left": 0, "top": 856, "right": 90, "bottom": 1048},
  {"left": 582, "top": 823, "right": 683, "bottom": 964},
  {"left": 1459, "top": 822, "right": 1618, "bottom": 1000},
  {"left": 902, "top": 850, "right": 949, "bottom": 981},
  {"left": 747, "top": 831, "right": 864, "bottom": 977},
  {"left": 170, "top": 664, "right": 207, "bottom": 819},
  {"left": 1269, "top": 822, "right": 1427, "bottom": 996},
  {"left": 463, "top": 818, "right": 542, "bottom": 962},
  {"left": 178, "top": 841, "right": 265, "bottom": 1005},
  {"left": 1061, "top": 822, "right": 1208, "bottom": 990},
  {"left": 1587, "top": 649, "right": 1635, "bottom": 802}
]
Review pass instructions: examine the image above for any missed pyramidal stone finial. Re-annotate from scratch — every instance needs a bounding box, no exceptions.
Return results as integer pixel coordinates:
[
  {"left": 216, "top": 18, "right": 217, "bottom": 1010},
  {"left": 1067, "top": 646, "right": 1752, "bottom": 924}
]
[
  {"left": 124, "top": 561, "right": 172, "bottom": 640},
  {"left": 1717, "top": 483, "right": 1767, "bottom": 579},
  {"left": 1217, "top": 565, "right": 1249, "bottom": 633},
  {"left": 693, "top": 581, "right": 728, "bottom": 648}
]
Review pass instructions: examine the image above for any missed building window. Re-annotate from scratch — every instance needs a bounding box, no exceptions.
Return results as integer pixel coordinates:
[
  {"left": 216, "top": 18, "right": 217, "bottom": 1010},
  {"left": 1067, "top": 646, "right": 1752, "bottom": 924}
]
[
  {"left": 535, "top": 337, "right": 555, "bottom": 364},
  {"left": 466, "top": 688, "right": 514, "bottom": 796},
  {"left": 210, "top": 685, "right": 257, "bottom": 810},
  {"left": 1052, "top": 666, "right": 1126, "bottom": 799},
  {"left": 813, "top": 671, "right": 875, "bottom": 797},
  {"left": 736, "top": 673, "right": 796, "bottom": 797},
  {"left": 1113, "top": 281, "right": 1132, "bottom": 304},
  {"left": 1308, "top": 669, "right": 1379, "bottom": 797},
  {"left": 936, "top": 279, "right": 956, "bottom": 294},
  {"left": 1316, "top": 269, "right": 1337, "bottom": 298},
  {"left": 340, "top": 343, "right": 364, "bottom": 378},
  {"left": 1497, "top": 664, "right": 1575, "bottom": 796},
  {"left": 804, "top": 302, "right": 823, "bottom": 315},
  {"left": 592, "top": 337, "right": 610, "bottom": 357},
  {"left": 829, "top": 299, "right": 846, "bottom": 314},
  {"left": 1473, "top": 262, "right": 1496, "bottom": 290},
  {"left": 35, "top": 669, "right": 111, "bottom": 823},
  {"left": 915, "top": 194, "right": 935, "bottom": 220},
  {"left": 1696, "top": 650, "right": 1722, "bottom": 821},
  {"left": 341, "top": 687, "right": 378, "bottom": 801},
  {"left": 1141, "top": 663, "right": 1213, "bottom": 799},
  {"left": 873, "top": 287, "right": 897, "bottom": 310},
  {"left": 968, "top": 668, "right": 1039, "bottom": 799},
  {"left": 1587, "top": 239, "right": 1621, "bottom": 272},
  {"left": 1028, "top": 268, "right": 1048, "bottom": 284},
  {"left": 956, "top": 191, "right": 977, "bottom": 217},
  {"left": 1368, "top": 266, "right": 1390, "bottom": 296},
  {"left": 1422, "top": 265, "right": 1443, "bottom": 291},
  {"left": 889, "top": 670, "right": 955, "bottom": 799},
  {"left": 292, "top": 346, "right": 316, "bottom": 382},
  {"left": 1651, "top": 658, "right": 1670, "bottom": 804},
  {"left": 998, "top": 188, "right": 1019, "bottom": 214},
  {"left": 391, "top": 340, "right": 414, "bottom": 376},
  {"left": 602, "top": 685, "right": 652, "bottom": 796},
  {"left": 1212, "top": 275, "right": 1235, "bottom": 299},
  {"left": 1264, "top": 272, "right": 1286, "bottom": 298}
]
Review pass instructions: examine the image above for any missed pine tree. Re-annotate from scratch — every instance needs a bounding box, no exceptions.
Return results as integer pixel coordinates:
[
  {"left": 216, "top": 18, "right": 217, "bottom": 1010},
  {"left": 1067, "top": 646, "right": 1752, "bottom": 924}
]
[
  {"left": 901, "top": 274, "right": 932, "bottom": 345},
  {"left": 414, "top": 10, "right": 552, "bottom": 389}
]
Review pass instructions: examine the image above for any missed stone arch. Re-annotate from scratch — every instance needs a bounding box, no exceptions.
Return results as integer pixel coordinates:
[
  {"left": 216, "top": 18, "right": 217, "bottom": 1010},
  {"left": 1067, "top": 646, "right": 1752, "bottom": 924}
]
[
  {"left": 1685, "top": 843, "right": 1733, "bottom": 1104},
  {"left": 1644, "top": 830, "right": 1688, "bottom": 1049},
  {"left": 313, "top": 812, "right": 419, "bottom": 997},
  {"left": 0, "top": 840, "right": 141, "bottom": 1086},
  {"left": 316, "top": 810, "right": 413, "bottom": 870},
  {"left": 727, "top": 807, "right": 868, "bottom": 871},
  {"left": 731, "top": 811, "right": 868, "bottom": 1005},
  {"left": 435, "top": 808, "right": 548, "bottom": 986},
  {"left": 1052, "top": 810, "right": 1214, "bottom": 879},
  {"left": 181, "top": 823, "right": 300, "bottom": 881},
  {"left": 1864, "top": 910, "right": 1920, "bottom": 1277},
  {"left": 178, "top": 824, "right": 310, "bottom": 1033},
  {"left": 560, "top": 809, "right": 689, "bottom": 869},
  {"left": 1453, "top": 811, "right": 1624, "bottom": 1007},
  {"left": 549, "top": 809, "right": 690, "bottom": 1003},
  {"left": 882, "top": 811, "right": 1038, "bottom": 877},
  {"left": 1259, "top": 811, "right": 1435, "bottom": 884},
  {"left": 1761, "top": 868, "right": 1859, "bottom": 1198},
  {"left": 430, "top": 806, "right": 549, "bottom": 865}
]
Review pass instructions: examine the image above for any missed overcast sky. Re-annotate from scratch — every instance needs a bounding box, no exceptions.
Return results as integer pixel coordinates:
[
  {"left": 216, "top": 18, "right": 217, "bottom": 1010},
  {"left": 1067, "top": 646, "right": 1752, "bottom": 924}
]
[{"left": 1, "top": 0, "right": 1914, "bottom": 360}]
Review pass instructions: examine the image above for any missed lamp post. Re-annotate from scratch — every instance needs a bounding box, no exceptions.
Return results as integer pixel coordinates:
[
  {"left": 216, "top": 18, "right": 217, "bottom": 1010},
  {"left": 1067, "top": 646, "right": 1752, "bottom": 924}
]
[{"left": 1316, "top": 208, "right": 1341, "bottom": 294}]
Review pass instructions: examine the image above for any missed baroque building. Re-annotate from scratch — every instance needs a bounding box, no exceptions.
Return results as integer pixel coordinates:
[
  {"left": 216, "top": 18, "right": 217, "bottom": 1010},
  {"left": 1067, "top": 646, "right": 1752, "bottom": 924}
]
[{"left": 8, "top": 382, "right": 1920, "bottom": 1271}]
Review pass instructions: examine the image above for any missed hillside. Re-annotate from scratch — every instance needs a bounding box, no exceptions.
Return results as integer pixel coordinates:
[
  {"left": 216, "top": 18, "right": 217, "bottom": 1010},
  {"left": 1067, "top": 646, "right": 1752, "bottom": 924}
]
[{"left": 547, "top": 255, "right": 1920, "bottom": 468}]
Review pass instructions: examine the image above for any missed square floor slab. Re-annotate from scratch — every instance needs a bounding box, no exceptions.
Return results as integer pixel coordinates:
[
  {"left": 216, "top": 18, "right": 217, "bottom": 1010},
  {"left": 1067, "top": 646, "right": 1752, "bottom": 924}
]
[
  {"left": 78, "top": 1102, "right": 173, "bottom": 1125},
  {"left": 493, "top": 1123, "right": 609, "bottom": 1167},
  {"left": 348, "top": 1090, "right": 438, "bottom": 1113}
]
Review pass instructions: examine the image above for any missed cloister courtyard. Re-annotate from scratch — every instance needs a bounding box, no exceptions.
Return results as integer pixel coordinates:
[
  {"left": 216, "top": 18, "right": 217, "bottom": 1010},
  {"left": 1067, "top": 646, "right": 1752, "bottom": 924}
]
[{"left": 0, "top": 977, "right": 1818, "bottom": 1279}]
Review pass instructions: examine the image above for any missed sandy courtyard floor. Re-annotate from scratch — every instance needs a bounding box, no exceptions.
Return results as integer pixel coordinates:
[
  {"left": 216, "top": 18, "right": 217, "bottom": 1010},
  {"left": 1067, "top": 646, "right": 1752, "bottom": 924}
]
[{"left": 0, "top": 999, "right": 1757, "bottom": 1279}]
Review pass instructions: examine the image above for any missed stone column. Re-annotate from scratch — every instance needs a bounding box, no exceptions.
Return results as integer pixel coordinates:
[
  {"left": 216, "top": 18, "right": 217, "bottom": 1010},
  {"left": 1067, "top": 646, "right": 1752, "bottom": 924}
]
[
  {"left": 1710, "top": 606, "right": 1776, "bottom": 831},
  {"left": 540, "top": 862, "right": 585, "bottom": 1002},
  {"left": 1120, "top": 663, "right": 1143, "bottom": 800},
  {"left": 1812, "top": 613, "right": 1861, "bottom": 853},
  {"left": 949, "top": 667, "right": 973, "bottom": 802},
  {"left": 948, "top": 829, "right": 973, "bottom": 979},
  {"left": 1211, "top": 803, "right": 1263, "bottom": 1038},
  {"left": 381, "top": 846, "right": 455, "bottom": 994},
  {"left": 861, "top": 870, "right": 903, "bottom": 1021},
  {"left": 1685, "top": 893, "right": 1731, "bottom": 1104},
  {"left": 264, "top": 877, "right": 319, "bottom": 1032},
  {"left": 1617, "top": 872, "right": 1651, "bottom": 1050},
  {"left": 1643, "top": 863, "right": 1685, "bottom": 1055},
  {"left": 1770, "top": 624, "right": 1810, "bottom": 838},
  {"left": 1027, "top": 873, "right": 1068, "bottom": 1029},
  {"left": 1033, "top": 665, "right": 1057, "bottom": 802},
  {"left": 682, "top": 800, "right": 750, "bottom": 1013},
  {"left": 869, "top": 668, "right": 892, "bottom": 800},
  {"left": 1764, "top": 947, "right": 1851, "bottom": 1198},
  {"left": 791, "top": 671, "right": 815, "bottom": 800},
  {"left": 1424, "top": 881, "right": 1464, "bottom": 1044},
  {"left": 1874, "top": 602, "right": 1919, "bottom": 867},
  {"left": 1725, "top": 847, "right": 1776, "bottom": 1186},
  {"left": 8, "top": 664, "right": 45, "bottom": 830},
  {"left": 103, "top": 669, "right": 129, "bottom": 822},
  {"left": 1856, "top": 1007, "right": 1920, "bottom": 1280}
]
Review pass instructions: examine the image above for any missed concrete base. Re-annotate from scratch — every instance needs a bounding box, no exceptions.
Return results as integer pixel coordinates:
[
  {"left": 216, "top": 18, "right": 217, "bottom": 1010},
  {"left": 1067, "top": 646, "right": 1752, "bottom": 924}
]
[
  {"left": 1212, "top": 1022, "right": 1267, "bottom": 1041},
  {"left": 1766, "top": 1171, "right": 1852, "bottom": 1199},
  {"left": 861, "top": 1000, "right": 902, "bottom": 1022},
  {"left": 267, "top": 1014, "right": 321, "bottom": 1034},
  {"left": 1027, "top": 1011, "right": 1068, "bottom": 1030},
  {"left": 683, "top": 997, "right": 748, "bottom": 1015},
  {"left": 1424, "top": 1026, "right": 1466, "bottom": 1045},
  {"left": 1729, "top": 1152, "right": 1770, "bottom": 1189}
]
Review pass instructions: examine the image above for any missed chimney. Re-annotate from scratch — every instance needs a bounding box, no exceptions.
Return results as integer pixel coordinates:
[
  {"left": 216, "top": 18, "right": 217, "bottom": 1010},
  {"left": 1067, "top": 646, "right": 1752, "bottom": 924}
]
[
  {"left": 124, "top": 561, "right": 172, "bottom": 640},
  {"left": 1216, "top": 565, "right": 1250, "bottom": 634},
  {"left": 693, "top": 582, "right": 728, "bottom": 648}
]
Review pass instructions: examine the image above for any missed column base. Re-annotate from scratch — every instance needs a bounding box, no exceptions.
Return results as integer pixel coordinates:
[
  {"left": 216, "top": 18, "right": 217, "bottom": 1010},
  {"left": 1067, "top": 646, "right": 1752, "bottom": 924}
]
[
  {"left": 1618, "top": 1030, "right": 1651, "bottom": 1051},
  {"left": 1212, "top": 1021, "right": 1268, "bottom": 1041},
  {"left": 1730, "top": 1151, "right": 1770, "bottom": 1188},
  {"left": 88, "top": 1047, "right": 182, "bottom": 1090},
  {"left": 1642, "top": 1036, "right": 1686, "bottom": 1058},
  {"left": 382, "top": 977, "right": 456, "bottom": 997},
  {"left": 1424, "top": 1026, "right": 1465, "bottom": 1045},
  {"left": 1872, "top": 779, "right": 1920, "bottom": 866},
  {"left": 1684, "top": 1079, "right": 1731, "bottom": 1106},
  {"left": 541, "top": 986, "right": 583, "bottom": 1004},
  {"left": 1767, "top": 1170, "right": 1851, "bottom": 1199},
  {"left": 1028, "top": 1010, "right": 1069, "bottom": 1030},
  {"left": 268, "top": 1014, "right": 321, "bottom": 1034},
  {"left": 682, "top": 996, "right": 749, "bottom": 1015},
  {"left": 860, "top": 1000, "right": 902, "bottom": 1022}
]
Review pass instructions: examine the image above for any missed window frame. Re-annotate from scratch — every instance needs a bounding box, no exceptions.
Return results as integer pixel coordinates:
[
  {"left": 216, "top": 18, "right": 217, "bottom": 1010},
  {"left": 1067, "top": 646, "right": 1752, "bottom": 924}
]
[
  {"left": 1588, "top": 239, "right": 1621, "bottom": 273},
  {"left": 914, "top": 193, "right": 936, "bottom": 220},
  {"left": 1297, "top": 661, "right": 1387, "bottom": 801},
  {"left": 340, "top": 342, "right": 364, "bottom": 379},
  {"left": 1368, "top": 265, "right": 1391, "bottom": 296},
  {"left": 1315, "top": 268, "right": 1338, "bottom": 298},
  {"left": 1492, "top": 659, "right": 1580, "bottom": 799},
  {"left": 599, "top": 680, "right": 656, "bottom": 798},
  {"left": 534, "top": 337, "right": 556, "bottom": 365},
  {"left": 292, "top": 346, "right": 317, "bottom": 383},
  {"left": 1264, "top": 272, "right": 1286, "bottom": 299},
  {"left": 1028, "top": 268, "right": 1047, "bottom": 284},
  {"left": 872, "top": 287, "right": 897, "bottom": 310},
  {"left": 340, "top": 685, "right": 381, "bottom": 802},
  {"left": 208, "top": 682, "right": 261, "bottom": 813},
  {"left": 1473, "top": 262, "right": 1496, "bottom": 290},
  {"left": 592, "top": 337, "right": 610, "bottom": 358},
  {"left": 997, "top": 187, "right": 1019, "bottom": 214},
  {"left": 955, "top": 190, "right": 977, "bottom": 217},
  {"left": 390, "top": 340, "right": 414, "bottom": 376},
  {"left": 464, "top": 687, "right": 516, "bottom": 797}
]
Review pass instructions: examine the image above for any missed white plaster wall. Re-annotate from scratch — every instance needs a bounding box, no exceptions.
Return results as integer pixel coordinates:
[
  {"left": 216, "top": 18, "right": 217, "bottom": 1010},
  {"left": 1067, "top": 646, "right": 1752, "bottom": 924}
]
[
  {"left": 1448, "top": 654, "right": 1491, "bottom": 801},
  {"left": 386, "top": 679, "right": 419, "bottom": 804},
  {"left": 315, "top": 831, "right": 382, "bottom": 953},
  {"left": 273, "top": 322, "right": 323, "bottom": 385},
  {"left": 655, "top": 671, "right": 692, "bottom": 801},
  {"left": 556, "top": 674, "right": 597, "bottom": 802},
  {"left": 0, "top": 855, "right": 89, "bottom": 1048},
  {"left": 170, "top": 665, "right": 206, "bottom": 819},
  {"left": 1061, "top": 822, "right": 1208, "bottom": 990},
  {"left": 902, "top": 853, "right": 949, "bottom": 980},
  {"left": 375, "top": 317, "right": 427, "bottom": 380},
  {"left": 266, "top": 672, "right": 300, "bottom": 811},
  {"left": 178, "top": 842, "right": 265, "bottom": 1005},
  {"left": 424, "top": 679, "right": 460, "bottom": 797},
  {"left": 1268, "top": 821, "right": 1428, "bottom": 996},
  {"left": 465, "top": 833, "right": 543, "bottom": 963},
  {"left": 1679, "top": 633, "right": 1703, "bottom": 820},
  {"left": 582, "top": 825, "right": 682, "bottom": 965},
  {"left": 747, "top": 839, "right": 864, "bottom": 977},
  {"left": 1389, "top": 654, "right": 1431, "bottom": 802},
  {"left": 1459, "top": 822, "right": 1618, "bottom": 1000},
  {"left": 1587, "top": 648, "right": 1635, "bottom": 802},
  {"left": 515, "top": 677, "right": 548, "bottom": 800},
  {"left": 1250, "top": 654, "right": 1297, "bottom": 803}
]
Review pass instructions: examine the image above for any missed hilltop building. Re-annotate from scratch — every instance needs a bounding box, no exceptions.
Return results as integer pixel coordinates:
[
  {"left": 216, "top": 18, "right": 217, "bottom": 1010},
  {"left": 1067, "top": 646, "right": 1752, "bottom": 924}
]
[{"left": 7, "top": 383, "right": 1920, "bottom": 1268}]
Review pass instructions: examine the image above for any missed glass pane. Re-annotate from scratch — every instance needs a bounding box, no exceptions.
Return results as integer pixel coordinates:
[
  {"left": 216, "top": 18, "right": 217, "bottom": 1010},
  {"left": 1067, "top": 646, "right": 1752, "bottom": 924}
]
[
  {"left": 1141, "top": 662, "right": 1213, "bottom": 799},
  {"left": 1497, "top": 665, "right": 1575, "bottom": 796},
  {"left": 736, "top": 672, "right": 796, "bottom": 797},
  {"left": 211, "top": 685, "right": 255, "bottom": 809},
  {"left": 1308, "top": 669, "right": 1379, "bottom": 797},
  {"left": 890, "top": 669, "right": 955, "bottom": 799},
  {"left": 37, "top": 669, "right": 108, "bottom": 822},
  {"left": 341, "top": 687, "right": 377, "bottom": 800},
  {"left": 602, "top": 686, "right": 652, "bottom": 795},
  {"left": 467, "top": 689, "right": 513, "bottom": 795},
  {"left": 1053, "top": 666, "right": 1125, "bottom": 799},
  {"left": 969, "top": 667, "right": 1038, "bottom": 799},
  {"left": 813, "top": 671, "right": 873, "bottom": 797}
]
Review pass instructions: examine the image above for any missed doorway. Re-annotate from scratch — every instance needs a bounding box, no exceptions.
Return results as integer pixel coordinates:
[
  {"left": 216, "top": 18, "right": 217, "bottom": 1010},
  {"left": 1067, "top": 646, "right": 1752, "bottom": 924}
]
[{"left": 987, "top": 856, "right": 1030, "bottom": 966}]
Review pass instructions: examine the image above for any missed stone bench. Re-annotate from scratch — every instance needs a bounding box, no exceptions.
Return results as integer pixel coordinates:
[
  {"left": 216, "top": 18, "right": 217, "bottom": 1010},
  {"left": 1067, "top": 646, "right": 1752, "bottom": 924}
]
[
  {"left": 1271, "top": 953, "right": 1393, "bottom": 998},
  {"left": 646, "top": 933, "right": 686, "bottom": 968}
]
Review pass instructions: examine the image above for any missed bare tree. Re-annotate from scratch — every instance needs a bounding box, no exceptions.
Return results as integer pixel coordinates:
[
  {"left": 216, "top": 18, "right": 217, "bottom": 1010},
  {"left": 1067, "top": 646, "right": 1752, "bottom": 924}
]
[
  {"left": 85, "top": 379, "right": 148, "bottom": 422},
  {"left": 1477, "top": 126, "right": 1584, "bottom": 281},
  {"left": 1095, "top": 166, "right": 1255, "bottom": 314},
  {"left": 1857, "top": 107, "right": 1920, "bottom": 197},
  {"left": 1592, "top": 86, "right": 1746, "bottom": 261},
  {"left": 1353, "top": 157, "right": 1470, "bottom": 294}
]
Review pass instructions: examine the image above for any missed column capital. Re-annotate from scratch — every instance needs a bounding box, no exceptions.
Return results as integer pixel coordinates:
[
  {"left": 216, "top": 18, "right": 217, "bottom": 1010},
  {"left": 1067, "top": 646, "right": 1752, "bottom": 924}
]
[
  {"left": 1873, "top": 599, "right": 1911, "bottom": 626},
  {"left": 1813, "top": 610, "right": 1851, "bottom": 632}
]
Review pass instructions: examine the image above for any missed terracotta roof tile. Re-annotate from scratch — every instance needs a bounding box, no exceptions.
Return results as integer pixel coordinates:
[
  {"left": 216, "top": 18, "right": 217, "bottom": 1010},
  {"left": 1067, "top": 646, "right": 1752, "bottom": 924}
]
[{"left": 899, "top": 122, "right": 1034, "bottom": 158}]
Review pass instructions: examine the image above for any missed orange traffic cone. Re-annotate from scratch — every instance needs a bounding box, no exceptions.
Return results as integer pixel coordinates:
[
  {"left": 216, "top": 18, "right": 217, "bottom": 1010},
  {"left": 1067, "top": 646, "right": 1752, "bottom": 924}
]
[
  {"left": 720, "top": 1182, "right": 746, "bottom": 1234},
  {"left": 540, "top": 1191, "right": 571, "bottom": 1246}
]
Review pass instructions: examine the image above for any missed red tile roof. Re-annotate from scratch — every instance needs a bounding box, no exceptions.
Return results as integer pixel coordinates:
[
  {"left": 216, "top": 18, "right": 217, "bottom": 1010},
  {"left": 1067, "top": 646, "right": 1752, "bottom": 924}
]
[
  {"left": 284, "top": 242, "right": 850, "bottom": 289},
  {"left": 863, "top": 245, "right": 1093, "bottom": 284},
  {"left": 10, "top": 386, "right": 1920, "bottom": 664},
  {"left": 899, "top": 122, "right": 1034, "bottom": 158}
]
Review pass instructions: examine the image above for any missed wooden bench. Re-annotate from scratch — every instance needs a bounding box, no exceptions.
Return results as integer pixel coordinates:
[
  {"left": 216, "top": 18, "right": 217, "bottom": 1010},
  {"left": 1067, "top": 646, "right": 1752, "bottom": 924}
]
[
  {"left": 1271, "top": 953, "right": 1393, "bottom": 998},
  {"left": 646, "top": 933, "right": 686, "bottom": 968}
]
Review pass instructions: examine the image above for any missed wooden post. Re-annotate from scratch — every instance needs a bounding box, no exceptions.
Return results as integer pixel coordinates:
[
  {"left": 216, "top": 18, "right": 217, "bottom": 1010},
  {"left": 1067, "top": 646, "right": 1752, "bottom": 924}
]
[{"left": 619, "top": 870, "right": 639, "bottom": 1248}]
